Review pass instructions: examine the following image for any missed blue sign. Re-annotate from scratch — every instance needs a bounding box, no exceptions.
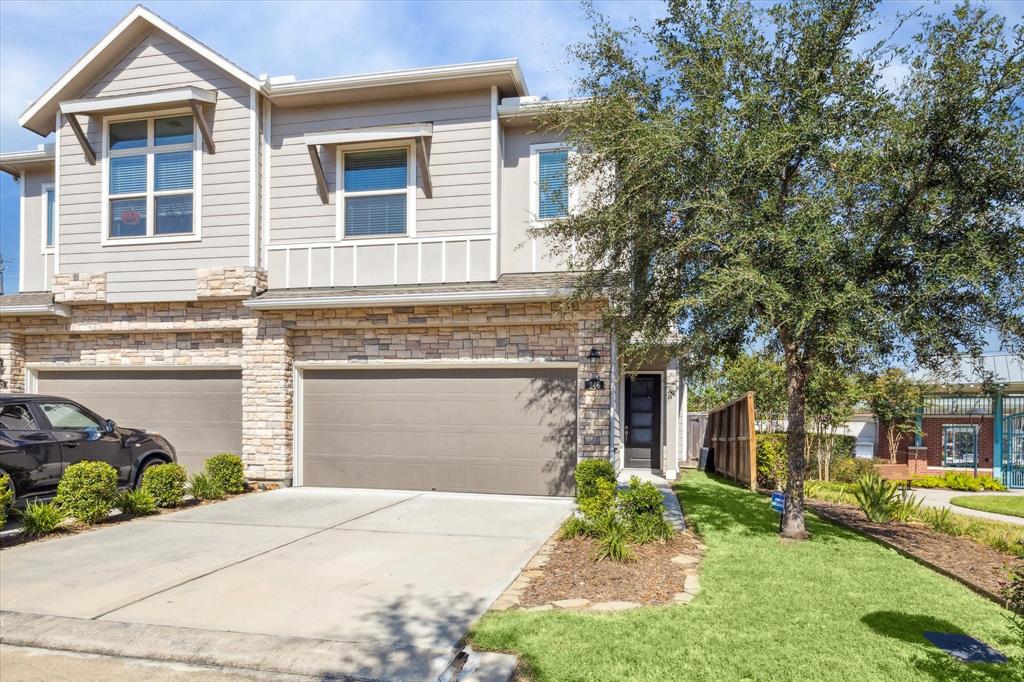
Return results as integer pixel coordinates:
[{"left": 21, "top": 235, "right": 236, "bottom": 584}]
[{"left": 771, "top": 491, "right": 785, "bottom": 513}]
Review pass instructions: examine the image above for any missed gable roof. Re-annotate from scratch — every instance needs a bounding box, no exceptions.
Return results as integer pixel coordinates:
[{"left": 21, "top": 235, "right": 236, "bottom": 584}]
[{"left": 18, "top": 5, "right": 261, "bottom": 136}]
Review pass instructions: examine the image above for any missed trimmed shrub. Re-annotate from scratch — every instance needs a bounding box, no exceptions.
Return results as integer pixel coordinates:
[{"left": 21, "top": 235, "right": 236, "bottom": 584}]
[
  {"left": 591, "top": 514, "right": 635, "bottom": 563},
  {"left": 911, "top": 472, "right": 1005, "bottom": 492},
  {"left": 55, "top": 460, "right": 118, "bottom": 524},
  {"left": 205, "top": 453, "right": 246, "bottom": 494},
  {"left": 189, "top": 472, "right": 224, "bottom": 501},
  {"left": 578, "top": 477, "right": 616, "bottom": 521},
  {"left": 115, "top": 488, "right": 157, "bottom": 517},
  {"left": 756, "top": 433, "right": 788, "bottom": 489},
  {"left": 141, "top": 463, "right": 187, "bottom": 508},
  {"left": 0, "top": 473, "right": 14, "bottom": 527},
  {"left": 558, "top": 515, "right": 593, "bottom": 540},
  {"left": 832, "top": 457, "right": 877, "bottom": 484},
  {"left": 618, "top": 477, "right": 664, "bottom": 519},
  {"left": 852, "top": 472, "right": 900, "bottom": 523},
  {"left": 19, "top": 501, "right": 67, "bottom": 537},
  {"left": 575, "top": 459, "right": 616, "bottom": 500}
]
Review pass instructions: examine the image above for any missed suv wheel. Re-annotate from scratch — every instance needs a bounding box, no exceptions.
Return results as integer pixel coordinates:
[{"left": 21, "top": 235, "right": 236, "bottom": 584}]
[{"left": 134, "top": 458, "right": 165, "bottom": 489}]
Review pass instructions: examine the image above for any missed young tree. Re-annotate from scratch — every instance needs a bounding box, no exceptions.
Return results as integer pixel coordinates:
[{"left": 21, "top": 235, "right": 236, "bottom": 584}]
[
  {"left": 806, "top": 367, "right": 862, "bottom": 480},
  {"left": 545, "top": 0, "right": 1024, "bottom": 537},
  {"left": 867, "top": 368, "right": 924, "bottom": 463},
  {"left": 724, "top": 353, "right": 788, "bottom": 431}
]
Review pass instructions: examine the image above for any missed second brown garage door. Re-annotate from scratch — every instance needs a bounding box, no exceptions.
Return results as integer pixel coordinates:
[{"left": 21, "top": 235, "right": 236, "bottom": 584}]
[
  {"left": 301, "top": 367, "right": 577, "bottom": 495},
  {"left": 35, "top": 369, "right": 243, "bottom": 473}
]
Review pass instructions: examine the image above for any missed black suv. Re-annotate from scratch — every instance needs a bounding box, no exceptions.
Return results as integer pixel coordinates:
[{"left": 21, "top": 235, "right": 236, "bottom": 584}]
[{"left": 0, "top": 394, "right": 176, "bottom": 501}]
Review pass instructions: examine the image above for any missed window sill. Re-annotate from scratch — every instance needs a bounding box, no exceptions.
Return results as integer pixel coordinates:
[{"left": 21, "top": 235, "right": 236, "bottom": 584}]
[{"left": 100, "top": 233, "right": 201, "bottom": 247}]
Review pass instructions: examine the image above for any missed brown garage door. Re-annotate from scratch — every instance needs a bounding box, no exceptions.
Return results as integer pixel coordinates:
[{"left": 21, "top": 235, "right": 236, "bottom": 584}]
[
  {"left": 301, "top": 367, "right": 577, "bottom": 495},
  {"left": 35, "top": 369, "right": 243, "bottom": 474}
]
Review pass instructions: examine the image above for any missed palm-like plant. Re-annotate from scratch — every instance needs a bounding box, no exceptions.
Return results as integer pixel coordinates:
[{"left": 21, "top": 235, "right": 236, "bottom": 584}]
[{"left": 852, "top": 473, "right": 900, "bottom": 523}]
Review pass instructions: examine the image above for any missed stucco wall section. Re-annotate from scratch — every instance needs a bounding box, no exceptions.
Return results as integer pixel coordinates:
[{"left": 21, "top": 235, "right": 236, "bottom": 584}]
[{"left": 53, "top": 273, "right": 107, "bottom": 304}]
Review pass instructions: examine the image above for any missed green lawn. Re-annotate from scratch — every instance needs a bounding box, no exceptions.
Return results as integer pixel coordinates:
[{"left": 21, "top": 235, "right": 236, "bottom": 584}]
[
  {"left": 951, "top": 494, "right": 1024, "bottom": 519},
  {"left": 469, "top": 472, "right": 1021, "bottom": 681}
]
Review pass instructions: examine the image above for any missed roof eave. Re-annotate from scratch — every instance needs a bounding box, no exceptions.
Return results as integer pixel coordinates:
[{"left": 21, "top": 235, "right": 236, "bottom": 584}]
[{"left": 0, "top": 303, "right": 69, "bottom": 318}]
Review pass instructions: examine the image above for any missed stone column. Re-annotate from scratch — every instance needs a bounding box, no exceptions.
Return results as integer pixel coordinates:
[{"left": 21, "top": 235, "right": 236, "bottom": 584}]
[
  {"left": 241, "top": 314, "right": 293, "bottom": 484},
  {"left": 0, "top": 329, "right": 26, "bottom": 392},
  {"left": 576, "top": 314, "right": 611, "bottom": 460},
  {"left": 907, "top": 446, "right": 928, "bottom": 476}
]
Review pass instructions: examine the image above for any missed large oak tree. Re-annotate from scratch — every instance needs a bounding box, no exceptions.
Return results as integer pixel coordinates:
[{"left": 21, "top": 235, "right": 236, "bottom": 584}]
[{"left": 546, "top": 0, "right": 1023, "bottom": 537}]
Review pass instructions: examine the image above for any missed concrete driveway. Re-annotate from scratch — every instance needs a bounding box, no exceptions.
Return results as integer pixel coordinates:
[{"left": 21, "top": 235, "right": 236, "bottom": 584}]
[{"left": 0, "top": 488, "right": 571, "bottom": 679}]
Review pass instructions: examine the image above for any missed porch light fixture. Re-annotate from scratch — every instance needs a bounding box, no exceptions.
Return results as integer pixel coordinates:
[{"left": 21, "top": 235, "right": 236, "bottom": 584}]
[{"left": 587, "top": 347, "right": 601, "bottom": 361}]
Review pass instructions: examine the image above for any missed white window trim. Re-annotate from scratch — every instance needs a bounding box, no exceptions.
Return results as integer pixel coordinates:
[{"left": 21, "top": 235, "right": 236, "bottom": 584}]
[
  {"left": 41, "top": 182, "right": 55, "bottom": 253},
  {"left": 529, "top": 142, "right": 573, "bottom": 227},
  {"left": 334, "top": 140, "right": 416, "bottom": 241},
  {"left": 100, "top": 107, "right": 203, "bottom": 246}
]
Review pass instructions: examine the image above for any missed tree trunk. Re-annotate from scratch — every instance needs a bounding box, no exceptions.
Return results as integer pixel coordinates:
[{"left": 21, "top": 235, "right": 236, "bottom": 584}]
[{"left": 782, "top": 348, "right": 810, "bottom": 539}]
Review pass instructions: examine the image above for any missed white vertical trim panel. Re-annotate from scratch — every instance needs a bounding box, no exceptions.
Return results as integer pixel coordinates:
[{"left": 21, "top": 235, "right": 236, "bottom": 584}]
[
  {"left": 292, "top": 366, "right": 303, "bottom": 487},
  {"left": 489, "top": 85, "right": 499, "bottom": 281},
  {"left": 249, "top": 88, "right": 258, "bottom": 266},
  {"left": 261, "top": 98, "right": 272, "bottom": 268},
  {"left": 17, "top": 170, "right": 26, "bottom": 292},
  {"left": 54, "top": 111, "right": 61, "bottom": 276}
]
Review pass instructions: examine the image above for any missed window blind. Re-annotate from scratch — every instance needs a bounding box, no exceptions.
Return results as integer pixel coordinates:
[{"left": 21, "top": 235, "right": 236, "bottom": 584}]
[{"left": 538, "top": 149, "right": 568, "bottom": 219}]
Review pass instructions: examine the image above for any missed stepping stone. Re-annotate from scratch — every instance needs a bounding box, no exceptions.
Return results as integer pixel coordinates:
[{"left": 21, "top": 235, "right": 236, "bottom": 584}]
[
  {"left": 590, "top": 601, "right": 640, "bottom": 612},
  {"left": 695, "top": 542, "right": 707, "bottom": 551},
  {"left": 526, "top": 604, "right": 554, "bottom": 612},
  {"left": 490, "top": 599, "right": 516, "bottom": 611},
  {"left": 522, "top": 569, "right": 545, "bottom": 579},
  {"left": 674, "top": 592, "right": 695, "bottom": 604},
  {"left": 684, "top": 575, "right": 700, "bottom": 594},
  {"left": 671, "top": 554, "right": 700, "bottom": 566},
  {"left": 552, "top": 598, "right": 590, "bottom": 609}
]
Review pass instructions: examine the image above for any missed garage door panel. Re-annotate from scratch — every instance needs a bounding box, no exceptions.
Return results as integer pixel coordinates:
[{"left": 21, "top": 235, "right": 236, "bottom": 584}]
[
  {"left": 35, "top": 370, "right": 243, "bottom": 474},
  {"left": 302, "top": 368, "right": 577, "bottom": 495}
]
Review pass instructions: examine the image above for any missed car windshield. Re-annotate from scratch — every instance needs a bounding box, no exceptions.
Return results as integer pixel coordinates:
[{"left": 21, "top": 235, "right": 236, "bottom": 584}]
[{"left": 38, "top": 402, "right": 102, "bottom": 431}]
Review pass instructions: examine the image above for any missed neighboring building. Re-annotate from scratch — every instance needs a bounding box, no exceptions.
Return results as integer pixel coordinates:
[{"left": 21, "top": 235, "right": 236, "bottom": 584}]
[
  {"left": 877, "top": 354, "right": 1024, "bottom": 488},
  {"left": 0, "top": 6, "right": 688, "bottom": 495}
]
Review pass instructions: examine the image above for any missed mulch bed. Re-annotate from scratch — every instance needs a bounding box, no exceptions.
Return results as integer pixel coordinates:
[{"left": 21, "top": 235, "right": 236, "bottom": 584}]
[
  {"left": 520, "top": 531, "right": 702, "bottom": 606},
  {"left": 807, "top": 499, "right": 1022, "bottom": 603},
  {"left": 0, "top": 489, "right": 259, "bottom": 550}
]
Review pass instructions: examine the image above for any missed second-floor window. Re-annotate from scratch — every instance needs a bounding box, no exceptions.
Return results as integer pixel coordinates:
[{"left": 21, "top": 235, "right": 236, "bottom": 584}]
[
  {"left": 106, "top": 113, "right": 196, "bottom": 240},
  {"left": 531, "top": 143, "right": 570, "bottom": 221},
  {"left": 341, "top": 147, "right": 412, "bottom": 237},
  {"left": 43, "top": 184, "right": 55, "bottom": 249}
]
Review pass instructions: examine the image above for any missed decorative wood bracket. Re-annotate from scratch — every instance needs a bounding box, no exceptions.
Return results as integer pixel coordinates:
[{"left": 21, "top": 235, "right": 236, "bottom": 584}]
[
  {"left": 189, "top": 100, "right": 216, "bottom": 153},
  {"left": 307, "top": 145, "right": 329, "bottom": 204},
  {"left": 65, "top": 114, "right": 96, "bottom": 165},
  {"left": 416, "top": 137, "right": 432, "bottom": 199}
]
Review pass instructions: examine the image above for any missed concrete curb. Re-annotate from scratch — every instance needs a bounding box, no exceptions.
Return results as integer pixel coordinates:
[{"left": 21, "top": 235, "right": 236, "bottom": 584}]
[{"left": 0, "top": 610, "right": 462, "bottom": 681}]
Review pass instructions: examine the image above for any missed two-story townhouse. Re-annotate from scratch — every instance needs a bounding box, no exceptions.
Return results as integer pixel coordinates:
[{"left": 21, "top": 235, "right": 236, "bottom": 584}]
[{"left": 0, "top": 6, "right": 689, "bottom": 495}]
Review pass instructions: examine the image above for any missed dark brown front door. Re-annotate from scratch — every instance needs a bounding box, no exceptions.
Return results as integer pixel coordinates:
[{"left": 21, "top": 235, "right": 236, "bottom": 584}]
[{"left": 625, "top": 374, "right": 661, "bottom": 469}]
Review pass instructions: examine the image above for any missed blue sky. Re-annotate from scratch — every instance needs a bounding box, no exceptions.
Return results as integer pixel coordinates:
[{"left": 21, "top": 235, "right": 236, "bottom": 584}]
[{"left": 0, "top": 0, "right": 1020, "bottom": 314}]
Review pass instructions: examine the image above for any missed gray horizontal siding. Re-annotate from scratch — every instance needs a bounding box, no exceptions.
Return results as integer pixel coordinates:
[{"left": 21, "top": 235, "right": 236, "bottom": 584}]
[
  {"left": 58, "top": 29, "right": 253, "bottom": 301},
  {"left": 268, "top": 89, "right": 492, "bottom": 245},
  {"left": 19, "top": 168, "right": 54, "bottom": 292}
]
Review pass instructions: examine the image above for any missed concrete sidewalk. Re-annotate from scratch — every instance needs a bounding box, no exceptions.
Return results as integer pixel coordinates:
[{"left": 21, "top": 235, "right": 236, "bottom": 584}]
[{"left": 913, "top": 487, "right": 1024, "bottom": 525}]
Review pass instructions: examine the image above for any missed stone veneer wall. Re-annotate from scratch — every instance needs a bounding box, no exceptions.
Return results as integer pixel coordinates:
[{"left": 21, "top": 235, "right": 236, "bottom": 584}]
[
  {"left": 53, "top": 273, "right": 107, "bottom": 304},
  {"left": 197, "top": 266, "right": 269, "bottom": 300},
  {"left": 0, "top": 299, "right": 611, "bottom": 482}
]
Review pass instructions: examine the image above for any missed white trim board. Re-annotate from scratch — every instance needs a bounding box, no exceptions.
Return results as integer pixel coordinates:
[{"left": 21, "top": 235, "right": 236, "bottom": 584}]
[
  {"left": 59, "top": 87, "right": 217, "bottom": 116},
  {"left": 244, "top": 287, "right": 571, "bottom": 309}
]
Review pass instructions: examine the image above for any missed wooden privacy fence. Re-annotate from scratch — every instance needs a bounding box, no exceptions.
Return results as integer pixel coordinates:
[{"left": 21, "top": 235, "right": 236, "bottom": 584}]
[{"left": 704, "top": 392, "right": 757, "bottom": 490}]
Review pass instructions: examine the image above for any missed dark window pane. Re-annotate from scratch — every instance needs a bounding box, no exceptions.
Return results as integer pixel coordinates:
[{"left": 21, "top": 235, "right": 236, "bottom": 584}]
[
  {"left": 0, "top": 404, "right": 38, "bottom": 430},
  {"left": 45, "top": 189, "right": 55, "bottom": 247},
  {"left": 155, "top": 115, "right": 194, "bottom": 146},
  {"left": 110, "top": 155, "right": 147, "bottom": 195},
  {"left": 345, "top": 194, "right": 406, "bottom": 236},
  {"left": 155, "top": 151, "right": 193, "bottom": 191},
  {"left": 345, "top": 149, "right": 407, "bottom": 192},
  {"left": 155, "top": 195, "right": 193, "bottom": 234},
  {"left": 110, "top": 197, "right": 147, "bottom": 237},
  {"left": 109, "top": 120, "right": 148, "bottom": 150}
]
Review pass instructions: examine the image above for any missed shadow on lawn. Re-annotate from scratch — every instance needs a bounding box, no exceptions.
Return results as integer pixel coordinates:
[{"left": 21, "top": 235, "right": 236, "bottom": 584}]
[
  {"left": 678, "top": 474, "right": 863, "bottom": 546},
  {"left": 862, "top": 611, "right": 1019, "bottom": 682}
]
